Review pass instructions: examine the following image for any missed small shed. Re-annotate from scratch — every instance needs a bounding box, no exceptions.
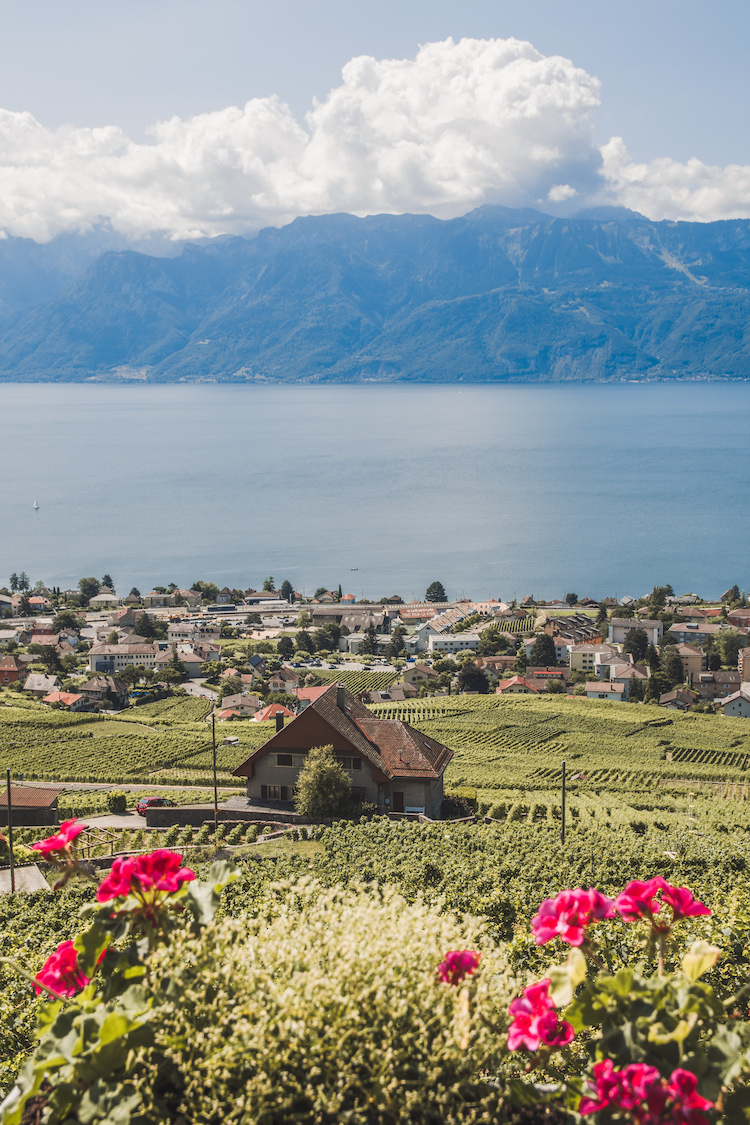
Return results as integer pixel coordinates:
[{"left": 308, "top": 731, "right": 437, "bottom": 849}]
[{"left": 0, "top": 784, "right": 63, "bottom": 827}]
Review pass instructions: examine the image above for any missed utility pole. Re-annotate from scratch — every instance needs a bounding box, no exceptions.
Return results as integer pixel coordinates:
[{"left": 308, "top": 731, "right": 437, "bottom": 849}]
[
  {"left": 212, "top": 711, "right": 218, "bottom": 834},
  {"left": 560, "top": 759, "right": 566, "bottom": 846},
  {"left": 6, "top": 770, "right": 15, "bottom": 893}
]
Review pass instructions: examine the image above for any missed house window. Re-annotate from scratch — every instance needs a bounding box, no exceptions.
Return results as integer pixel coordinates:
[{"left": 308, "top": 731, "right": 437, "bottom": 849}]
[
  {"left": 266, "top": 785, "right": 281, "bottom": 800},
  {"left": 277, "top": 754, "right": 293, "bottom": 767},
  {"left": 334, "top": 756, "right": 361, "bottom": 770}
]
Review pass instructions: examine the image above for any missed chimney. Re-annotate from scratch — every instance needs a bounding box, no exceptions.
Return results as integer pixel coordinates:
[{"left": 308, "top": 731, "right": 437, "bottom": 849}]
[
  {"left": 337, "top": 684, "right": 347, "bottom": 711},
  {"left": 275, "top": 711, "right": 285, "bottom": 732}
]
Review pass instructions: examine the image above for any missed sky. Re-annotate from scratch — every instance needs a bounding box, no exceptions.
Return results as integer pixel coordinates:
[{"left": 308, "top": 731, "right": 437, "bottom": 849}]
[{"left": 1, "top": 0, "right": 749, "bottom": 242}]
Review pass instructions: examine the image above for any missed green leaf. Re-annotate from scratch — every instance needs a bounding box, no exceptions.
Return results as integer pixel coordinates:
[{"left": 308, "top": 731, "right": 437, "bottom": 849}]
[
  {"left": 682, "top": 940, "right": 721, "bottom": 983},
  {"left": 74, "top": 921, "right": 111, "bottom": 978},
  {"left": 185, "top": 859, "right": 239, "bottom": 925},
  {"left": 548, "top": 965, "right": 574, "bottom": 1008}
]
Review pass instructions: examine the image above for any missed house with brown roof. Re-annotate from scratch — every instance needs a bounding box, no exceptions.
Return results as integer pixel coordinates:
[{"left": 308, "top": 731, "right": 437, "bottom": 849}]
[
  {"left": 0, "top": 784, "right": 63, "bottom": 827},
  {"left": 233, "top": 683, "right": 453, "bottom": 817},
  {"left": 659, "top": 689, "right": 699, "bottom": 711},
  {"left": 402, "top": 663, "right": 438, "bottom": 687},
  {"left": 24, "top": 672, "right": 61, "bottom": 697}
]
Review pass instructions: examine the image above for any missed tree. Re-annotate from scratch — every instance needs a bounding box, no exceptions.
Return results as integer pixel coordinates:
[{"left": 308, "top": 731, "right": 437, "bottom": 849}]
[
  {"left": 360, "top": 622, "right": 378, "bottom": 655},
  {"left": 716, "top": 629, "right": 745, "bottom": 669},
  {"left": 263, "top": 577, "right": 275, "bottom": 592},
  {"left": 293, "top": 745, "right": 352, "bottom": 821},
  {"left": 661, "top": 647, "right": 685, "bottom": 688},
  {"left": 627, "top": 674, "right": 645, "bottom": 702},
  {"left": 645, "top": 644, "right": 660, "bottom": 673},
  {"left": 18, "top": 593, "right": 31, "bottom": 616},
  {"left": 219, "top": 677, "right": 243, "bottom": 700},
  {"left": 565, "top": 593, "right": 577, "bottom": 606},
  {"left": 101, "top": 574, "right": 114, "bottom": 590},
  {"left": 277, "top": 636, "right": 294, "bottom": 660},
  {"left": 622, "top": 628, "right": 649, "bottom": 663},
  {"left": 129, "top": 587, "right": 141, "bottom": 599},
  {"left": 52, "top": 609, "right": 85, "bottom": 634},
  {"left": 529, "top": 633, "right": 556, "bottom": 666},
  {"left": 514, "top": 648, "right": 528, "bottom": 673},
  {"left": 280, "top": 580, "right": 294, "bottom": 603},
  {"left": 9, "top": 573, "right": 18, "bottom": 593},
  {"left": 76, "top": 577, "right": 99, "bottom": 605},
  {"left": 295, "top": 631, "right": 314, "bottom": 653},
  {"left": 456, "top": 665, "right": 490, "bottom": 694},
  {"left": 337, "top": 584, "right": 343, "bottom": 601},
  {"left": 723, "top": 585, "right": 741, "bottom": 603},
  {"left": 546, "top": 679, "right": 566, "bottom": 694},
  {"left": 314, "top": 624, "right": 342, "bottom": 652},
  {"left": 644, "top": 671, "right": 671, "bottom": 702},
  {"left": 314, "top": 587, "right": 329, "bottom": 600},
  {"left": 106, "top": 630, "right": 120, "bottom": 644},
  {"left": 192, "top": 580, "right": 219, "bottom": 604},
  {"left": 386, "top": 625, "right": 407, "bottom": 660},
  {"left": 650, "top": 585, "right": 673, "bottom": 608},
  {"left": 17, "top": 572, "right": 30, "bottom": 592},
  {"left": 425, "top": 581, "right": 447, "bottom": 603},
  {"left": 295, "top": 609, "right": 312, "bottom": 629},
  {"left": 596, "top": 604, "right": 608, "bottom": 627}
]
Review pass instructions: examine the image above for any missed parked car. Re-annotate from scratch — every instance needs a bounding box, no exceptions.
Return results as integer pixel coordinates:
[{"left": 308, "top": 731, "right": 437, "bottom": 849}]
[{"left": 136, "top": 796, "right": 177, "bottom": 816}]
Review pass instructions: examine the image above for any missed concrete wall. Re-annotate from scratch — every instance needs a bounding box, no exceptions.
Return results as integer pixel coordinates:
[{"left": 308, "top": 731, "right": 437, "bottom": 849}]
[{"left": 145, "top": 804, "right": 312, "bottom": 827}]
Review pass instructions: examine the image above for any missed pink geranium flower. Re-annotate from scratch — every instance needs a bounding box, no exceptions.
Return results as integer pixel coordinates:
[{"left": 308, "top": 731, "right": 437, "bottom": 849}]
[
  {"left": 531, "top": 887, "right": 615, "bottom": 946},
  {"left": 507, "top": 978, "right": 575, "bottom": 1053},
  {"left": 31, "top": 819, "right": 87, "bottom": 858},
  {"left": 437, "top": 950, "right": 480, "bottom": 986},
  {"left": 97, "top": 849, "right": 195, "bottom": 905},
  {"left": 580, "top": 1061, "right": 713, "bottom": 1124},
  {"left": 615, "top": 877, "right": 710, "bottom": 932},
  {"left": 659, "top": 883, "right": 711, "bottom": 923},
  {"left": 34, "top": 941, "right": 90, "bottom": 997}
]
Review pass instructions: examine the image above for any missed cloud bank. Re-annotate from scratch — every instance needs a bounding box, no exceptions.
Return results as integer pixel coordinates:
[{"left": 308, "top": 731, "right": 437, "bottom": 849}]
[{"left": 1, "top": 37, "right": 749, "bottom": 243}]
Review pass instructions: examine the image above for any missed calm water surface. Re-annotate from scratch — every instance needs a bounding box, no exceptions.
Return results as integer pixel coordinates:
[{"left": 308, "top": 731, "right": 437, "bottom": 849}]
[{"left": 1, "top": 383, "right": 748, "bottom": 601}]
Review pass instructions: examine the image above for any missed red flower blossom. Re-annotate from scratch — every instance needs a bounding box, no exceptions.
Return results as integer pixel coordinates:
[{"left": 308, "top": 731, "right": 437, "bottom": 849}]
[
  {"left": 531, "top": 887, "right": 615, "bottom": 947},
  {"left": 437, "top": 950, "right": 480, "bottom": 986},
  {"left": 31, "top": 819, "right": 87, "bottom": 858},
  {"left": 615, "top": 877, "right": 710, "bottom": 931},
  {"left": 580, "top": 1061, "right": 712, "bottom": 1124},
  {"left": 97, "top": 849, "right": 195, "bottom": 904},
  {"left": 507, "top": 978, "right": 575, "bottom": 1053},
  {"left": 34, "top": 941, "right": 90, "bottom": 998},
  {"left": 659, "top": 883, "right": 711, "bottom": 923},
  {"left": 614, "top": 878, "right": 665, "bottom": 923}
]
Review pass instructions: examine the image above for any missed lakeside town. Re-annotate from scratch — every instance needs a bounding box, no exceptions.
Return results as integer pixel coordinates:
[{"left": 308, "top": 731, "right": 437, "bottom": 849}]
[{"left": 2, "top": 574, "right": 750, "bottom": 719}]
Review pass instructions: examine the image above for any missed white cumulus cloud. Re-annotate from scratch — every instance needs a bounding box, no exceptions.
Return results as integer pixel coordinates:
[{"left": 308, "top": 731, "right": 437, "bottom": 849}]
[
  {"left": 601, "top": 137, "right": 750, "bottom": 222},
  {"left": 0, "top": 37, "right": 602, "bottom": 242},
  {"left": 2, "top": 37, "right": 750, "bottom": 243}
]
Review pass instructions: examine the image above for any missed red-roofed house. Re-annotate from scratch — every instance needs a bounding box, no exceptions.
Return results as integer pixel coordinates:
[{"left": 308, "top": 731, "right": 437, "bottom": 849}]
[
  {"left": 234, "top": 683, "right": 453, "bottom": 817},
  {"left": 42, "top": 691, "right": 86, "bottom": 711},
  {"left": 254, "top": 703, "right": 295, "bottom": 723},
  {"left": 496, "top": 677, "right": 538, "bottom": 695},
  {"left": 0, "top": 656, "right": 20, "bottom": 684},
  {"left": 295, "top": 685, "right": 330, "bottom": 709}
]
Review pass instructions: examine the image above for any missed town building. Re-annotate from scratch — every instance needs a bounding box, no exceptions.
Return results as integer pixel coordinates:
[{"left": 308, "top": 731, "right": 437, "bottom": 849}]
[{"left": 233, "top": 683, "right": 453, "bottom": 817}]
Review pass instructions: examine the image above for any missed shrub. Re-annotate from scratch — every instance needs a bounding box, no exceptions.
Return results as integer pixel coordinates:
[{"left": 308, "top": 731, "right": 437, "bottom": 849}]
[
  {"left": 164, "top": 825, "right": 180, "bottom": 847},
  {"left": 227, "top": 824, "right": 244, "bottom": 845},
  {"left": 134, "top": 883, "right": 514, "bottom": 1123},
  {"left": 293, "top": 744, "right": 353, "bottom": 821},
  {"left": 244, "top": 825, "right": 258, "bottom": 843},
  {"left": 106, "top": 790, "right": 127, "bottom": 815}
]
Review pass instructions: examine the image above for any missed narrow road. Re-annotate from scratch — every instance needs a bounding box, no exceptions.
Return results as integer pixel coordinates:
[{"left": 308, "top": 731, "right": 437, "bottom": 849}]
[{"left": 181, "top": 680, "right": 218, "bottom": 700}]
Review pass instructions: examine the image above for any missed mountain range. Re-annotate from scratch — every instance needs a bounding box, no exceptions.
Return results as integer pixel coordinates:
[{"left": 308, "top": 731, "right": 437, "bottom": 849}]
[{"left": 1, "top": 205, "right": 750, "bottom": 382}]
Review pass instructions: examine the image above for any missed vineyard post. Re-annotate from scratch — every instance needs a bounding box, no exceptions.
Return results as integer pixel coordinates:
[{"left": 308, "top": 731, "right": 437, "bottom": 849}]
[
  {"left": 560, "top": 759, "right": 566, "bottom": 845},
  {"left": 5, "top": 769, "right": 15, "bottom": 893},
  {"left": 212, "top": 710, "right": 218, "bottom": 833}
]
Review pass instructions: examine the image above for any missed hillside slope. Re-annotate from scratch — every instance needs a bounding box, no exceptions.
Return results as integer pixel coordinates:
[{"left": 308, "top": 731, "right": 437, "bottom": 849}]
[{"left": 2, "top": 206, "right": 750, "bottom": 381}]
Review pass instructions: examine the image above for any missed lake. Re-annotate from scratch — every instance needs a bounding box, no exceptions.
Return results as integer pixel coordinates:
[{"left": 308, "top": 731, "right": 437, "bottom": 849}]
[{"left": 2, "top": 382, "right": 749, "bottom": 602}]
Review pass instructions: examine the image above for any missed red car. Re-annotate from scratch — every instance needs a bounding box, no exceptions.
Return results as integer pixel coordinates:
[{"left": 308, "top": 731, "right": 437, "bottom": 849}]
[{"left": 136, "top": 796, "right": 176, "bottom": 816}]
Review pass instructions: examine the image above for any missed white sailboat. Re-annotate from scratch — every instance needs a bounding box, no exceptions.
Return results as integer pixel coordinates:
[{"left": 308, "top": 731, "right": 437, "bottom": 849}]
[{"left": 33, "top": 499, "right": 39, "bottom": 510}]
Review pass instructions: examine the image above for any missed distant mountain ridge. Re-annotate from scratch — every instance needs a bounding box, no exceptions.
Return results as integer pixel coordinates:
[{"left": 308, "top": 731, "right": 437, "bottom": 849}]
[{"left": 1, "top": 205, "right": 750, "bottom": 382}]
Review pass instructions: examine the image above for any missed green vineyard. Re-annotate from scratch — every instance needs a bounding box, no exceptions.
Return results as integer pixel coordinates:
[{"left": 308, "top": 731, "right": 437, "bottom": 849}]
[{"left": 306, "top": 669, "right": 398, "bottom": 693}]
